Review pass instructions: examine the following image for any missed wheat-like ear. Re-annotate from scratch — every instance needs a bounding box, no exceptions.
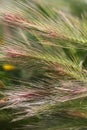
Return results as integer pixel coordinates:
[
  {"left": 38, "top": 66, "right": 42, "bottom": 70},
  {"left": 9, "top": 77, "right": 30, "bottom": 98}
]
[{"left": 1, "top": 2, "right": 87, "bottom": 81}]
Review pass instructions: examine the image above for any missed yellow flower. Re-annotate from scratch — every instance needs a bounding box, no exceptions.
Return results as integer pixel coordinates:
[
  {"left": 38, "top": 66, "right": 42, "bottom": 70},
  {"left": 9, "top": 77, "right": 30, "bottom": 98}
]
[{"left": 2, "top": 64, "right": 16, "bottom": 71}]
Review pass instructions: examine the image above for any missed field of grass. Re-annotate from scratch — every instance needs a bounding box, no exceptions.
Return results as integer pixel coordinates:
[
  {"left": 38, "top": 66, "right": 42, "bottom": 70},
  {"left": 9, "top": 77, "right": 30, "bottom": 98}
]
[{"left": 0, "top": 0, "right": 87, "bottom": 130}]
